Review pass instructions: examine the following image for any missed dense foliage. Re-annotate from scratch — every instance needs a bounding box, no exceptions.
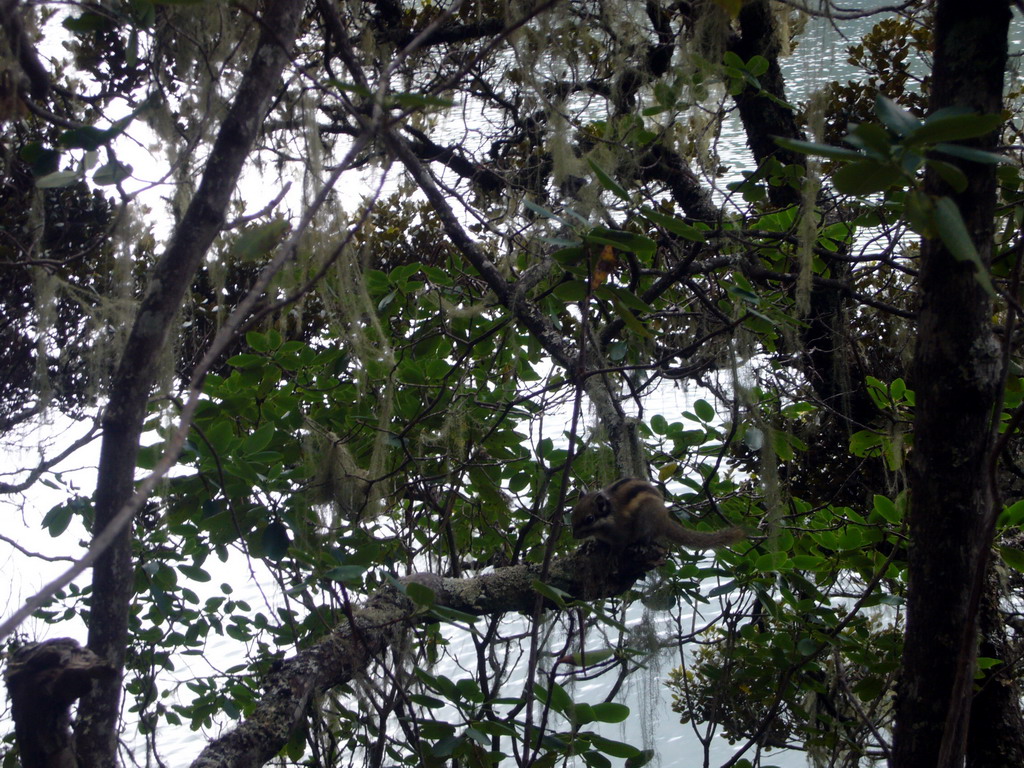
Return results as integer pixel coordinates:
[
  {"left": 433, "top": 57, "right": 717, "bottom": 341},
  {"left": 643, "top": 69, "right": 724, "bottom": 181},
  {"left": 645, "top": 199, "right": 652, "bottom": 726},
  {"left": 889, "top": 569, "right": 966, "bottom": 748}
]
[{"left": 1, "top": 0, "right": 1022, "bottom": 767}]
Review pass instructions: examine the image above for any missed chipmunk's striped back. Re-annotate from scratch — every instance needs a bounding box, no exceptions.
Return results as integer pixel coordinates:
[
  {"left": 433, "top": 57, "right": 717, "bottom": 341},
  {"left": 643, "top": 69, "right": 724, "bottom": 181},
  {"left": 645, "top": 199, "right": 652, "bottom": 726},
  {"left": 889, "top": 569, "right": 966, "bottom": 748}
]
[{"left": 572, "top": 478, "right": 743, "bottom": 551}]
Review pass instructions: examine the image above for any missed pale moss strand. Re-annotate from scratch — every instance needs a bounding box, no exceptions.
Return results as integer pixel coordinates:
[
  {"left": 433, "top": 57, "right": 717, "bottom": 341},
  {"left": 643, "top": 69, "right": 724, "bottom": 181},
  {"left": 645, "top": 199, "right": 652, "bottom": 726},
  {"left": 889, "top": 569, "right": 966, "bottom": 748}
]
[{"left": 797, "top": 89, "right": 827, "bottom": 315}]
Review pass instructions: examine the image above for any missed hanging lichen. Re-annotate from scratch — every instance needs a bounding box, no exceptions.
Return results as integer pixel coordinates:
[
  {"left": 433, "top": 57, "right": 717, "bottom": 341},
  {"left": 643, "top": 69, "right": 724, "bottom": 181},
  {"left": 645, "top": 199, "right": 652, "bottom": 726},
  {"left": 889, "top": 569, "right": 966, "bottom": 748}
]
[
  {"left": 796, "top": 90, "right": 827, "bottom": 316},
  {"left": 86, "top": 209, "right": 149, "bottom": 403}
]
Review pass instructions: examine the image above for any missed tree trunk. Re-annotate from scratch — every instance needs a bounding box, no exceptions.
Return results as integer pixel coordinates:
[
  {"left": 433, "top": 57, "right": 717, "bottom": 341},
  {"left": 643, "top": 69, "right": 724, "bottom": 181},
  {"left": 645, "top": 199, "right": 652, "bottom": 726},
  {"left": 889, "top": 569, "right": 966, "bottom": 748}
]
[
  {"left": 729, "top": 0, "right": 805, "bottom": 190},
  {"left": 965, "top": 569, "right": 1024, "bottom": 767},
  {"left": 73, "top": 3, "right": 307, "bottom": 764},
  {"left": 891, "top": 3, "right": 1010, "bottom": 767}
]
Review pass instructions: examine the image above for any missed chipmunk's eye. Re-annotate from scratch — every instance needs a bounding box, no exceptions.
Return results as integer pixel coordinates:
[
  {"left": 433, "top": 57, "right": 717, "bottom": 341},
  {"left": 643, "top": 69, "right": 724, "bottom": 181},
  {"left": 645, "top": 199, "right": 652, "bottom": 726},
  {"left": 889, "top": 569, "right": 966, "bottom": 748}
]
[{"left": 583, "top": 514, "right": 595, "bottom": 526}]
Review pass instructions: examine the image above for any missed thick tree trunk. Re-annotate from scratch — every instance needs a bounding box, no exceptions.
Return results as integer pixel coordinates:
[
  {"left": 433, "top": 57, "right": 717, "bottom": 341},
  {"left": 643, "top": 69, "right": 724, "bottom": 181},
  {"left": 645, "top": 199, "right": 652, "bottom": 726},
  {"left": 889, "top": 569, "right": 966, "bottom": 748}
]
[
  {"left": 729, "top": 0, "right": 805, "bottom": 192},
  {"left": 965, "top": 569, "right": 1024, "bottom": 767},
  {"left": 73, "top": 3, "right": 307, "bottom": 765},
  {"left": 891, "top": 3, "right": 1011, "bottom": 768}
]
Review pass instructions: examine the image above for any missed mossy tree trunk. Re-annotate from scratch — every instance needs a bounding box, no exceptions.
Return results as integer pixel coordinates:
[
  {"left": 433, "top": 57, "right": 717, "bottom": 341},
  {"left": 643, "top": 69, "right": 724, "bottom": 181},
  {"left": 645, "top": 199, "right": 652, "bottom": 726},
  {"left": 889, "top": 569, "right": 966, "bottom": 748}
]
[{"left": 892, "top": 3, "right": 1016, "bottom": 766}]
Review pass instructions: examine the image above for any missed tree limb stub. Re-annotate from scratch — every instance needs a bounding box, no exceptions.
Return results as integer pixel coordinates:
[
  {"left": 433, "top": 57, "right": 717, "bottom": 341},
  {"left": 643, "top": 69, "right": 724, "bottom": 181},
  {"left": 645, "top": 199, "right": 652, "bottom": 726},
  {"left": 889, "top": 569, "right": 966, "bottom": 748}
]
[{"left": 5, "top": 639, "right": 115, "bottom": 768}]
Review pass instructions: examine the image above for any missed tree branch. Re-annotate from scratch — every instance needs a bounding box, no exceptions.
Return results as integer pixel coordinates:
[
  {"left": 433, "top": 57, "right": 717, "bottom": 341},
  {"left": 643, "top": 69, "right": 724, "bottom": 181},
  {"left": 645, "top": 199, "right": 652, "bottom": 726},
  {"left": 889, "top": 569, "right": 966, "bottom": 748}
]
[
  {"left": 190, "top": 546, "right": 650, "bottom": 768},
  {"left": 69, "top": 2, "right": 308, "bottom": 763}
]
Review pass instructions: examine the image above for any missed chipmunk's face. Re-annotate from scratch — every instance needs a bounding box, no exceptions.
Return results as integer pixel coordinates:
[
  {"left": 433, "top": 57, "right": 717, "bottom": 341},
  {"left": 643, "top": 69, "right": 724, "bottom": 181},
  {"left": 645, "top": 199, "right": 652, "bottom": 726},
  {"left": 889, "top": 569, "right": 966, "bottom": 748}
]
[{"left": 571, "top": 491, "right": 615, "bottom": 540}]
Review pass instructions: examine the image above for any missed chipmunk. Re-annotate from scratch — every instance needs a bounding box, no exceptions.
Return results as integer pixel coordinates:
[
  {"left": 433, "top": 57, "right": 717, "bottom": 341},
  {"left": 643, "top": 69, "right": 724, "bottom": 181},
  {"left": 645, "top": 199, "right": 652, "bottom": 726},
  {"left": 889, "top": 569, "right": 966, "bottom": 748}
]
[{"left": 571, "top": 478, "right": 744, "bottom": 552}]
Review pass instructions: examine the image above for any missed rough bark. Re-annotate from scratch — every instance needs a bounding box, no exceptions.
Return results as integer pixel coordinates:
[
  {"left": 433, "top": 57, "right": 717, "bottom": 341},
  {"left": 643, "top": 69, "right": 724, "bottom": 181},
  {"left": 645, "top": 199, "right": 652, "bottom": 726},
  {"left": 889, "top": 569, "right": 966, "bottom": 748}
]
[
  {"left": 728, "top": 0, "right": 805, "bottom": 195},
  {"left": 891, "top": 3, "right": 1011, "bottom": 768},
  {"left": 965, "top": 569, "right": 1024, "bottom": 767},
  {"left": 5, "top": 639, "right": 114, "bottom": 768},
  {"left": 0, "top": 0, "right": 50, "bottom": 99},
  {"left": 189, "top": 545, "right": 653, "bottom": 768},
  {"left": 74, "top": 2, "right": 307, "bottom": 765}
]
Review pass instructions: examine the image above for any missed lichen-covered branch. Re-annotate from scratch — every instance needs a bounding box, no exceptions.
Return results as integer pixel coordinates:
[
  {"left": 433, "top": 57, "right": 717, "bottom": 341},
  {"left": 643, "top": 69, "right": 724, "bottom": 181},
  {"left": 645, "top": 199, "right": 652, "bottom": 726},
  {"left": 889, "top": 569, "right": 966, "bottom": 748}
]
[{"left": 190, "top": 547, "right": 648, "bottom": 768}]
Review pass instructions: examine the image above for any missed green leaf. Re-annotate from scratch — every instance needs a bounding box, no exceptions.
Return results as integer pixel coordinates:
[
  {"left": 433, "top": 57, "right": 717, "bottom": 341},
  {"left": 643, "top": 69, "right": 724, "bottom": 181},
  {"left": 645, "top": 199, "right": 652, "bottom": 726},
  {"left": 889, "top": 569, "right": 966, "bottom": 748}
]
[
  {"left": 693, "top": 399, "right": 715, "bottom": 422},
  {"left": 59, "top": 126, "right": 111, "bottom": 151},
  {"left": 852, "top": 676, "right": 887, "bottom": 701},
  {"left": 998, "top": 546, "right": 1024, "bottom": 573},
  {"left": 179, "top": 564, "right": 212, "bottom": 582},
  {"left": 754, "top": 551, "right": 789, "bottom": 572},
  {"left": 706, "top": 579, "right": 738, "bottom": 597},
  {"left": 797, "top": 638, "right": 818, "bottom": 656},
  {"left": 844, "top": 123, "right": 895, "bottom": 159},
  {"left": 456, "top": 678, "right": 484, "bottom": 703},
  {"left": 35, "top": 170, "right": 81, "bottom": 189},
  {"left": 260, "top": 521, "right": 290, "bottom": 560},
  {"left": 773, "top": 136, "right": 863, "bottom": 162},
  {"left": 999, "top": 499, "right": 1024, "bottom": 528},
  {"left": 908, "top": 112, "right": 1004, "bottom": 145},
  {"left": 875, "top": 95, "right": 921, "bottom": 136},
  {"left": 227, "top": 353, "right": 265, "bottom": 369},
  {"left": 231, "top": 219, "right": 290, "bottom": 261},
  {"left": 532, "top": 579, "right": 570, "bottom": 609},
  {"left": 872, "top": 494, "right": 901, "bottom": 524},
  {"left": 626, "top": 750, "right": 656, "bottom": 768},
  {"left": 609, "top": 297, "right": 653, "bottom": 338},
  {"left": 470, "top": 719, "right": 517, "bottom": 737},
  {"left": 244, "top": 423, "right": 275, "bottom": 453},
  {"left": 534, "top": 682, "right": 574, "bottom": 715},
  {"left": 390, "top": 92, "right": 454, "bottom": 109},
  {"left": 587, "top": 159, "right": 630, "bottom": 202},
  {"left": 550, "top": 246, "right": 585, "bottom": 267},
  {"left": 640, "top": 207, "right": 706, "bottom": 241},
  {"left": 566, "top": 647, "right": 617, "bottom": 666},
  {"left": 588, "top": 734, "right": 641, "bottom": 759},
  {"left": 599, "top": 285, "right": 654, "bottom": 313},
  {"left": 903, "top": 189, "right": 936, "bottom": 237},
  {"left": 63, "top": 11, "right": 108, "bottom": 32},
  {"left": 429, "top": 605, "right": 480, "bottom": 624},
  {"left": 832, "top": 160, "right": 903, "bottom": 195},
  {"left": 572, "top": 702, "right": 596, "bottom": 725},
  {"left": 324, "top": 565, "right": 367, "bottom": 583},
  {"left": 933, "top": 143, "right": 1010, "bottom": 165},
  {"left": 522, "top": 198, "right": 564, "bottom": 222},
  {"left": 925, "top": 159, "right": 968, "bottom": 193},
  {"left": 890, "top": 378, "right": 908, "bottom": 400},
  {"left": 93, "top": 160, "right": 132, "bottom": 186},
  {"left": 933, "top": 196, "right": 994, "bottom": 296},
  {"left": 246, "top": 331, "right": 270, "bottom": 352},
  {"left": 747, "top": 55, "right": 769, "bottom": 76},
  {"left": 406, "top": 581, "right": 436, "bottom": 607},
  {"left": 585, "top": 227, "right": 656, "bottom": 259},
  {"left": 42, "top": 501, "right": 75, "bottom": 537},
  {"left": 429, "top": 734, "right": 463, "bottom": 757},
  {"left": 591, "top": 702, "right": 630, "bottom": 723},
  {"left": 552, "top": 280, "right": 589, "bottom": 302},
  {"left": 720, "top": 51, "right": 741, "bottom": 70}
]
